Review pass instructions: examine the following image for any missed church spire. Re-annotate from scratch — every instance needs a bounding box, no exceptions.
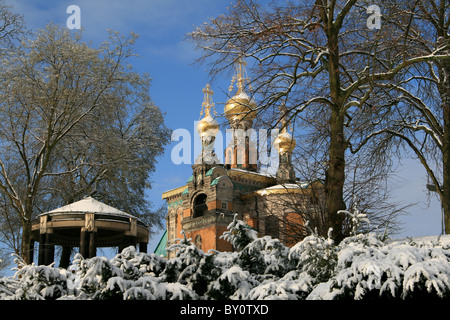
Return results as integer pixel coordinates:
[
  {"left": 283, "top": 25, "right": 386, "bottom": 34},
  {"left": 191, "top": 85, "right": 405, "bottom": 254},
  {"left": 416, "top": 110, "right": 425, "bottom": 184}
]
[
  {"left": 196, "top": 84, "right": 220, "bottom": 166},
  {"left": 197, "top": 83, "right": 218, "bottom": 138},
  {"left": 224, "top": 58, "right": 258, "bottom": 171}
]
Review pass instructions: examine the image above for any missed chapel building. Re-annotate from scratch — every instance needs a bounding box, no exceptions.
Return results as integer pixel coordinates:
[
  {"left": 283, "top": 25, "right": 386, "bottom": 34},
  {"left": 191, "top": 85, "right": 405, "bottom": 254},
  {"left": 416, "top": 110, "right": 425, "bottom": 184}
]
[{"left": 160, "top": 60, "right": 324, "bottom": 257}]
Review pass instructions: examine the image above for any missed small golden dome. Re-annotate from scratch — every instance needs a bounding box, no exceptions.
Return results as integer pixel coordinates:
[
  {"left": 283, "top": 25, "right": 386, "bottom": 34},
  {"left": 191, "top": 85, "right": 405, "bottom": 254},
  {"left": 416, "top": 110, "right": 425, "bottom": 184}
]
[
  {"left": 197, "top": 83, "right": 219, "bottom": 137},
  {"left": 224, "top": 92, "right": 257, "bottom": 121},
  {"left": 197, "top": 114, "right": 219, "bottom": 137},
  {"left": 275, "top": 130, "right": 296, "bottom": 154}
]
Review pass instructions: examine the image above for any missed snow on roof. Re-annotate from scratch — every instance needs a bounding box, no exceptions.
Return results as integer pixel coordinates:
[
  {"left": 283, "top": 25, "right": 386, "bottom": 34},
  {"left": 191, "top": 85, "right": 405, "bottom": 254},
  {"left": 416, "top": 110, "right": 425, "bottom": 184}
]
[
  {"left": 255, "top": 180, "right": 323, "bottom": 196},
  {"left": 228, "top": 168, "right": 275, "bottom": 178},
  {"left": 277, "top": 131, "right": 293, "bottom": 139},
  {"left": 230, "top": 91, "right": 256, "bottom": 104},
  {"left": 41, "top": 196, "right": 135, "bottom": 219},
  {"left": 264, "top": 183, "right": 310, "bottom": 190}
]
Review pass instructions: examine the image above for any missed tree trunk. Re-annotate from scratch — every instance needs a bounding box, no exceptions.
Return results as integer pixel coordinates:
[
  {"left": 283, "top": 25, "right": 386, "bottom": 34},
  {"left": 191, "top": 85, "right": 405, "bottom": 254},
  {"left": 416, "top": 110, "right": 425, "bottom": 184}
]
[
  {"left": 21, "top": 196, "right": 37, "bottom": 264},
  {"left": 326, "top": 106, "right": 347, "bottom": 242},
  {"left": 325, "top": 27, "right": 347, "bottom": 242},
  {"left": 21, "top": 218, "right": 32, "bottom": 264},
  {"left": 443, "top": 76, "right": 450, "bottom": 234}
]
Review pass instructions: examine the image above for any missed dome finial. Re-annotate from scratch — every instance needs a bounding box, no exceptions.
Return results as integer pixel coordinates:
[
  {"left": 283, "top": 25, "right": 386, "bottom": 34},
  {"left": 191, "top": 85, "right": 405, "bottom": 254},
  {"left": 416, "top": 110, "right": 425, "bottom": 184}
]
[
  {"left": 279, "top": 102, "right": 289, "bottom": 133},
  {"left": 198, "top": 84, "right": 219, "bottom": 137},
  {"left": 201, "top": 83, "right": 215, "bottom": 118},
  {"left": 229, "top": 57, "right": 250, "bottom": 95}
]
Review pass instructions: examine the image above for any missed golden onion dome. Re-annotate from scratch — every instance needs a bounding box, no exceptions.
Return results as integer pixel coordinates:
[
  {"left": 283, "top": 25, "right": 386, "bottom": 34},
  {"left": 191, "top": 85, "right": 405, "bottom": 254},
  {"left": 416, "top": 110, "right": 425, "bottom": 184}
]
[
  {"left": 197, "top": 84, "right": 219, "bottom": 137},
  {"left": 224, "top": 91, "right": 257, "bottom": 121},
  {"left": 197, "top": 114, "right": 219, "bottom": 137},
  {"left": 275, "top": 130, "right": 296, "bottom": 154}
]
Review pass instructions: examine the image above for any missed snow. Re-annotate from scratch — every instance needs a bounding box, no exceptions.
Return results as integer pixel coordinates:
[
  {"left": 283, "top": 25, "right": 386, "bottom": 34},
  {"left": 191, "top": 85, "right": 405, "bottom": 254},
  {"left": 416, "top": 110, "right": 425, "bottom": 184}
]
[
  {"left": 228, "top": 168, "right": 275, "bottom": 178},
  {"left": 393, "top": 234, "right": 450, "bottom": 246},
  {"left": 277, "top": 131, "right": 293, "bottom": 140},
  {"left": 272, "top": 183, "right": 310, "bottom": 191},
  {"left": 229, "top": 92, "right": 256, "bottom": 105},
  {"left": 1, "top": 218, "right": 450, "bottom": 300},
  {"left": 42, "top": 196, "right": 135, "bottom": 219}
]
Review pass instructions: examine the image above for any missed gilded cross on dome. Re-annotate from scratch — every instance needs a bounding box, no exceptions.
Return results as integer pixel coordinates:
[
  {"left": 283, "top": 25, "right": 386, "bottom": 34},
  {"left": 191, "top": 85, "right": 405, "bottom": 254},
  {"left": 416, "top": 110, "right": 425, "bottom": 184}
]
[
  {"left": 200, "top": 83, "right": 216, "bottom": 117},
  {"left": 279, "top": 103, "right": 289, "bottom": 133},
  {"left": 229, "top": 57, "right": 250, "bottom": 94}
]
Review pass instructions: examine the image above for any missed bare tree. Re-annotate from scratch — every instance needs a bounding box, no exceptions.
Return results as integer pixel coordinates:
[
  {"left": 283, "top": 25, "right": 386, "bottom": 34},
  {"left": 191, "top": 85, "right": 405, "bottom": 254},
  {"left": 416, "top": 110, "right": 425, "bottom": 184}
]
[
  {"left": 391, "top": 0, "right": 450, "bottom": 233},
  {"left": 189, "top": 0, "right": 449, "bottom": 241},
  {"left": 0, "top": 24, "right": 169, "bottom": 263},
  {"left": 0, "top": 0, "right": 26, "bottom": 53},
  {"left": 351, "top": 0, "right": 450, "bottom": 233},
  {"left": 0, "top": 0, "right": 25, "bottom": 270}
]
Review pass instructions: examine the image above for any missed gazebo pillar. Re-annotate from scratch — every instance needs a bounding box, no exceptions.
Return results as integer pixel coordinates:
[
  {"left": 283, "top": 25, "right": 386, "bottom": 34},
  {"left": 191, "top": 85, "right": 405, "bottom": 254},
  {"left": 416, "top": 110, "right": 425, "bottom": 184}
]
[
  {"left": 80, "top": 213, "right": 97, "bottom": 258},
  {"left": 38, "top": 215, "right": 54, "bottom": 265},
  {"left": 88, "top": 231, "right": 96, "bottom": 258},
  {"left": 44, "top": 232, "right": 55, "bottom": 265},
  {"left": 119, "top": 217, "right": 140, "bottom": 253},
  {"left": 60, "top": 246, "right": 72, "bottom": 269},
  {"left": 38, "top": 233, "right": 45, "bottom": 265},
  {"left": 139, "top": 242, "right": 148, "bottom": 253},
  {"left": 79, "top": 228, "right": 88, "bottom": 258}
]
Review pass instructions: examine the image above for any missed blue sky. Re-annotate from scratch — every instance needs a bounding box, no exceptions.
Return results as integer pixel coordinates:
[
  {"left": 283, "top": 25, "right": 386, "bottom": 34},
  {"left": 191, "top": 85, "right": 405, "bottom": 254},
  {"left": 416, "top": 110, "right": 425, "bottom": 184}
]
[{"left": 4, "top": 0, "right": 443, "bottom": 254}]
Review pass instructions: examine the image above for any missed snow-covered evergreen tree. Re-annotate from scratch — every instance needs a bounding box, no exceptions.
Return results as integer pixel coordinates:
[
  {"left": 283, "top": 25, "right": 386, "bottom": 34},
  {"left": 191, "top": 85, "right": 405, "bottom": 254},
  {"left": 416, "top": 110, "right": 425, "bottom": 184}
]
[
  {"left": 220, "top": 214, "right": 257, "bottom": 251},
  {"left": 72, "top": 254, "right": 124, "bottom": 299},
  {"left": 0, "top": 216, "right": 450, "bottom": 300},
  {"left": 11, "top": 257, "right": 69, "bottom": 300},
  {"left": 111, "top": 246, "right": 167, "bottom": 280}
]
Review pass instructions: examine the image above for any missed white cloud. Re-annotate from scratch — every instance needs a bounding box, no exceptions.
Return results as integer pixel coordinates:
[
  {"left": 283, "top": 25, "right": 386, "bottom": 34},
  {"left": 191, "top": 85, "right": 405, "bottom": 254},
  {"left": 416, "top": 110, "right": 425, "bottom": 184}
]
[
  {"left": 6, "top": 0, "right": 228, "bottom": 64},
  {"left": 11, "top": 0, "right": 221, "bottom": 39}
]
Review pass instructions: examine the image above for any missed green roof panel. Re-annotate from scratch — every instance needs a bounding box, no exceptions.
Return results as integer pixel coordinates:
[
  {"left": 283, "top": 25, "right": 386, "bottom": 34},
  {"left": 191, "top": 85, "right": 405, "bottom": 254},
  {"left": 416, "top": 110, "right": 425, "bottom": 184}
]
[{"left": 154, "top": 230, "right": 167, "bottom": 257}]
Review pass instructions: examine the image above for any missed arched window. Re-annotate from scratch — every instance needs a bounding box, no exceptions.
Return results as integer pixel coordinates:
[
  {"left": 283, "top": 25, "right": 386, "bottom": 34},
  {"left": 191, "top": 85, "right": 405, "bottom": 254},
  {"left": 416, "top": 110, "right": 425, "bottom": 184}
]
[
  {"left": 236, "top": 147, "right": 244, "bottom": 166},
  {"left": 265, "top": 215, "right": 279, "bottom": 239},
  {"left": 193, "top": 194, "right": 208, "bottom": 218},
  {"left": 226, "top": 148, "right": 232, "bottom": 165},
  {"left": 194, "top": 235, "right": 202, "bottom": 249}
]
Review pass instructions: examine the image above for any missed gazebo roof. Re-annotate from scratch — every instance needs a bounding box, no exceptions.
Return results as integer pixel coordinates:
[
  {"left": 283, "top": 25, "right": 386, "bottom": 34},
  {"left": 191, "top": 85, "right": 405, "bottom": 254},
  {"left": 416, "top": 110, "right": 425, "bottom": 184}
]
[
  {"left": 32, "top": 196, "right": 149, "bottom": 251},
  {"left": 41, "top": 196, "right": 136, "bottom": 220},
  {"left": 30, "top": 197, "right": 149, "bottom": 265}
]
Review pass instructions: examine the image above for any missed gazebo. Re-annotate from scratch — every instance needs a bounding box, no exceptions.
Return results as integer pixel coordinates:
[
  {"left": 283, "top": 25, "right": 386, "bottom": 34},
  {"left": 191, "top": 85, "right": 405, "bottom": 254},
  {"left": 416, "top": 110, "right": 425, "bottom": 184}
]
[{"left": 30, "top": 197, "right": 149, "bottom": 268}]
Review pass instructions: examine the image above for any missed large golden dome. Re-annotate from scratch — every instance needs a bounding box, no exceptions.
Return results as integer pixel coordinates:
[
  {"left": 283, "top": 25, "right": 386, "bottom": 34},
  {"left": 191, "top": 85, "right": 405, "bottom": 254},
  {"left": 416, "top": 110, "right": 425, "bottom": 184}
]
[
  {"left": 225, "top": 57, "right": 257, "bottom": 122},
  {"left": 275, "top": 130, "right": 296, "bottom": 154},
  {"left": 224, "top": 91, "right": 257, "bottom": 121}
]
